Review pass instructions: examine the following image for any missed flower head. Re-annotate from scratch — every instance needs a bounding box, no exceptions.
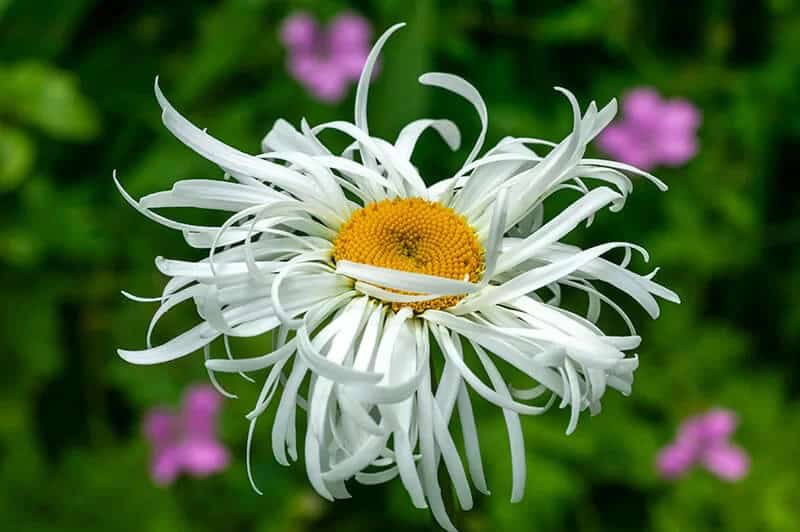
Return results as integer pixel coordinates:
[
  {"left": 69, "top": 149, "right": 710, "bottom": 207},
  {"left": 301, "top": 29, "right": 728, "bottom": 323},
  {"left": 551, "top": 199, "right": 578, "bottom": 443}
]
[
  {"left": 143, "top": 384, "right": 230, "bottom": 485},
  {"left": 118, "top": 24, "right": 678, "bottom": 531},
  {"left": 657, "top": 408, "right": 749, "bottom": 481},
  {"left": 597, "top": 87, "right": 701, "bottom": 170},
  {"left": 280, "top": 11, "right": 373, "bottom": 102}
]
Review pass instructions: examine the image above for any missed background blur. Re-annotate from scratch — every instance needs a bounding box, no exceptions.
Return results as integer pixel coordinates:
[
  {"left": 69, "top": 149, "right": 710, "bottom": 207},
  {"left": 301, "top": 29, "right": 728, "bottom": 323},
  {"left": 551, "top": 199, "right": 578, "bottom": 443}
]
[{"left": 1, "top": 1, "right": 799, "bottom": 531}]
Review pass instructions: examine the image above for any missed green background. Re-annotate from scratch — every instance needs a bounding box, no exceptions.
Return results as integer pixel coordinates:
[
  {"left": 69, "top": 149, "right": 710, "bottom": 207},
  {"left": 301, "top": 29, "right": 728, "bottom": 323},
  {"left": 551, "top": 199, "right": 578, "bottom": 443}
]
[{"left": 1, "top": 1, "right": 798, "bottom": 530}]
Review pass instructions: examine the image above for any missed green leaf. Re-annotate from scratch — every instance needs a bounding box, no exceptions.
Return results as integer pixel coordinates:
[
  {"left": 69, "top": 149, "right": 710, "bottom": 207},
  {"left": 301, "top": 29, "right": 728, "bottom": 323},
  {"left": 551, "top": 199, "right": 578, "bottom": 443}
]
[
  {"left": 0, "top": 124, "right": 33, "bottom": 190},
  {"left": 0, "top": 61, "right": 100, "bottom": 140}
]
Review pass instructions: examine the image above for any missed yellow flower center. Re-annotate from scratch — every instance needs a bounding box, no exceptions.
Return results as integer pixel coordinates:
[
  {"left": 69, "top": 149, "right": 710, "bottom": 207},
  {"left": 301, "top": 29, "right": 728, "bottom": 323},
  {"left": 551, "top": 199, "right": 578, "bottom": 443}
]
[{"left": 333, "top": 198, "right": 484, "bottom": 312}]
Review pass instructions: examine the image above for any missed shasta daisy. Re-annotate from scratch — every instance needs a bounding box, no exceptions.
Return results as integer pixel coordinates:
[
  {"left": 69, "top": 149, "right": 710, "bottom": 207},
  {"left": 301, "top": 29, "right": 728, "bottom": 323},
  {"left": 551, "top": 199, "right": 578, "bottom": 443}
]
[{"left": 117, "top": 23, "right": 679, "bottom": 531}]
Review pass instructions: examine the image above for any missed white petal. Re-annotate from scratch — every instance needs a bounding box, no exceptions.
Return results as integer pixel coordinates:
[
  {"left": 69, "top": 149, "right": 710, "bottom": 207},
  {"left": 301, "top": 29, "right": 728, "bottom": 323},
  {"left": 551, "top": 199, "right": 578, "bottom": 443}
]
[
  {"left": 430, "top": 323, "right": 552, "bottom": 415},
  {"left": 395, "top": 119, "right": 460, "bottom": 160},
  {"left": 205, "top": 339, "right": 296, "bottom": 373},
  {"left": 394, "top": 429, "right": 428, "bottom": 508},
  {"left": 456, "top": 383, "right": 490, "bottom": 494},
  {"left": 354, "top": 281, "right": 443, "bottom": 303},
  {"left": 416, "top": 361, "right": 458, "bottom": 532},
  {"left": 581, "top": 158, "right": 668, "bottom": 191},
  {"left": 272, "top": 357, "right": 308, "bottom": 466},
  {"left": 336, "top": 260, "right": 478, "bottom": 296},
  {"left": 355, "top": 467, "right": 399, "bottom": 485},
  {"left": 431, "top": 397, "right": 473, "bottom": 510},
  {"left": 495, "top": 187, "right": 623, "bottom": 275},
  {"left": 479, "top": 186, "right": 508, "bottom": 283},
  {"left": 458, "top": 242, "right": 650, "bottom": 313},
  {"left": 419, "top": 72, "right": 487, "bottom": 171},
  {"left": 563, "top": 357, "right": 582, "bottom": 435},
  {"left": 424, "top": 311, "right": 564, "bottom": 393},
  {"left": 118, "top": 321, "right": 218, "bottom": 365},
  {"left": 261, "top": 118, "right": 325, "bottom": 155},
  {"left": 297, "top": 317, "right": 383, "bottom": 384},
  {"left": 140, "top": 179, "right": 284, "bottom": 212},
  {"left": 260, "top": 150, "right": 349, "bottom": 223},
  {"left": 322, "top": 432, "right": 390, "bottom": 482},
  {"left": 354, "top": 23, "right": 406, "bottom": 169},
  {"left": 304, "top": 426, "right": 334, "bottom": 501},
  {"left": 472, "top": 342, "right": 527, "bottom": 502},
  {"left": 113, "top": 171, "right": 216, "bottom": 233}
]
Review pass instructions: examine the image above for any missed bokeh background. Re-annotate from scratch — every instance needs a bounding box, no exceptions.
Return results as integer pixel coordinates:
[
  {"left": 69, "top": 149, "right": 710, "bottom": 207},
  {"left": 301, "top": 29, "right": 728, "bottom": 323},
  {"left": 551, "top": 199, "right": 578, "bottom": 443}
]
[{"left": 2, "top": 0, "right": 799, "bottom": 530}]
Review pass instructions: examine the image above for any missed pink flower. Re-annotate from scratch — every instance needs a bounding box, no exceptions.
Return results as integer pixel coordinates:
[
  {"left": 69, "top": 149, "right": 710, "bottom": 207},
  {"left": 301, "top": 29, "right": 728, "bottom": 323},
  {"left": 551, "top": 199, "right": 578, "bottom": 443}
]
[
  {"left": 279, "top": 11, "right": 373, "bottom": 102},
  {"left": 597, "top": 87, "right": 701, "bottom": 170},
  {"left": 656, "top": 408, "right": 749, "bottom": 481},
  {"left": 143, "top": 384, "right": 230, "bottom": 485}
]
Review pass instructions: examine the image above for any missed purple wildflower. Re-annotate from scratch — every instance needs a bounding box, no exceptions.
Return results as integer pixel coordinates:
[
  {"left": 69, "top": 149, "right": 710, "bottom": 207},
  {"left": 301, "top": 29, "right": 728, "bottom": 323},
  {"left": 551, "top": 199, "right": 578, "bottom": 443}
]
[
  {"left": 657, "top": 408, "right": 749, "bottom": 481},
  {"left": 279, "top": 11, "right": 373, "bottom": 102},
  {"left": 597, "top": 87, "right": 701, "bottom": 170},
  {"left": 143, "top": 384, "right": 230, "bottom": 485}
]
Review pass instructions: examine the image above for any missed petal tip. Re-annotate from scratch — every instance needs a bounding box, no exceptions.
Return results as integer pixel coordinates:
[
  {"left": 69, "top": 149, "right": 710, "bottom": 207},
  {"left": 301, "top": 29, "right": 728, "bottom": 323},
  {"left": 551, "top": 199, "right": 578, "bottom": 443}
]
[{"left": 117, "top": 348, "right": 136, "bottom": 363}]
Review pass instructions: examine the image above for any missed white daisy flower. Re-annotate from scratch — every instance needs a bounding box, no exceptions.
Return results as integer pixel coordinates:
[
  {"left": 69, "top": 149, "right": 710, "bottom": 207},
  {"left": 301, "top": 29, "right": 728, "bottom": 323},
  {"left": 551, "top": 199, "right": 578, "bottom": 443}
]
[{"left": 117, "top": 23, "right": 678, "bottom": 531}]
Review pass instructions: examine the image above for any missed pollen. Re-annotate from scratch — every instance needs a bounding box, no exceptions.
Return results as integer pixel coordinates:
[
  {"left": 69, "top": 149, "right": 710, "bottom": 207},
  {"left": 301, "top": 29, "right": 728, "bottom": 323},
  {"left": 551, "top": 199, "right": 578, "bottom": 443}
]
[{"left": 333, "top": 198, "right": 484, "bottom": 312}]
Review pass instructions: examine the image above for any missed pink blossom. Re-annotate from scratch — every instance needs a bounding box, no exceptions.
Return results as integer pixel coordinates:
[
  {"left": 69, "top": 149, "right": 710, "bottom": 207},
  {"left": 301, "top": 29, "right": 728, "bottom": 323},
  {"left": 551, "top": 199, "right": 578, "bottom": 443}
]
[
  {"left": 143, "top": 384, "right": 230, "bottom": 485},
  {"left": 597, "top": 87, "right": 701, "bottom": 170},
  {"left": 656, "top": 408, "right": 749, "bottom": 481},
  {"left": 279, "top": 12, "right": 373, "bottom": 103}
]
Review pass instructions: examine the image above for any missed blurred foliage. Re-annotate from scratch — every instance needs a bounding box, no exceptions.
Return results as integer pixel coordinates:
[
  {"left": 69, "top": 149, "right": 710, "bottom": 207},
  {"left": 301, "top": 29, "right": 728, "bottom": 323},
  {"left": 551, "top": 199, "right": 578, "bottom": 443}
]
[
  {"left": 0, "top": 61, "right": 99, "bottom": 190},
  {"left": 1, "top": 0, "right": 799, "bottom": 531}
]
